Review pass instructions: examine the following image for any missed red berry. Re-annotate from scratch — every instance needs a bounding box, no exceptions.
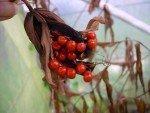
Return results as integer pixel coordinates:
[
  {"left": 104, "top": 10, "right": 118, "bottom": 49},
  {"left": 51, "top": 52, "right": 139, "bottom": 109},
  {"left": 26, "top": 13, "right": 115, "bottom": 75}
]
[
  {"left": 67, "top": 52, "right": 76, "bottom": 60},
  {"left": 57, "top": 36, "right": 68, "bottom": 45},
  {"left": 76, "top": 63, "right": 86, "bottom": 74},
  {"left": 87, "top": 39, "right": 97, "bottom": 49},
  {"left": 57, "top": 66, "right": 67, "bottom": 77},
  {"left": 66, "top": 68, "right": 76, "bottom": 79},
  {"left": 76, "top": 42, "right": 86, "bottom": 52},
  {"left": 83, "top": 70, "right": 92, "bottom": 82},
  {"left": 57, "top": 52, "right": 66, "bottom": 61},
  {"left": 66, "top": 40, "right": 76, "bottom": 52},
  {"left": 48, "top": 59, "right": 60, "bottom": 70},
  {"left": 86, "top": 31, "right": 96, "bottom": 39},
  {"left": 61, "top": 48, "right": 67, "bottom": 53},
  {"left": 52, "top": 41, "right": 61, "bottom": 50}
]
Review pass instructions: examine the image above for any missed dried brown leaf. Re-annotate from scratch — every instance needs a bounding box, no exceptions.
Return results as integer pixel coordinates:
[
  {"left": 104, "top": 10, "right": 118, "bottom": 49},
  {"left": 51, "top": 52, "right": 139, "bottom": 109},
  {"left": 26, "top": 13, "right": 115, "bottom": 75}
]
[
  {"left": 125, "top": 39, "right": 135, "bottom": 81},
  {"left": 85, "top": 16, "right": 105, "bottom": 31},
  {"left": 24, "top": 13, "right": 43, "bottom": 55},
  {"left": 135, "top": 98, "right": 146, "bottom": 113},
  {"left": 35, "top": 8, "right": 65, "bottom": 23},
  {"left": 82, "top": 96, "right": 88, "bottom": 113},
  {"left": 102, "top": 67, "right": 109, "bottom": 85},
  {"left": 24, "top": 10, "right": 57, "bottom": 88},
  {"left": 106, "top": 84, "right": 113, "bottom": 105},
  {"left": 135, "top": 43, "right": 145, "bottom": 94},
  {"left": 88, "top": 0, "right": 100, "bottom": 13},
  {"left": 104, "top": 6, "right": 114, "bottom": 42},
  {"left": 90, "top": 91, "right": 97, "bottom": 103},
  {"left": 101, "top": 67, "right": 114, "bottom": 110}
]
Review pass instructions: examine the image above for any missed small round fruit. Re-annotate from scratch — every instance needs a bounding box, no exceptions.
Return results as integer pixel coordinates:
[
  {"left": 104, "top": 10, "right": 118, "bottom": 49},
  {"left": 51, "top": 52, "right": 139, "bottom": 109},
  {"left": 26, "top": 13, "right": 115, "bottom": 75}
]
[
  {"left": 86, "top": 31, "right": 96, "bottom": 39},
  {"left": 52, "top": 41, "right": 61, "bottom": 50},
  {"left": 67, "top": 52, "right": 76, "bottom": 60},
  {"left": 48, "top": 59, "right": 60, "bottom": 70},
  {"left": 57, "top": 52, "right": 66, "bottom": 61},
  {"left": 76, "top": 42, "right": 86, "bottom": 52},
  {"left": 76, "top": 63, "right": 86, "bottom": 74},
  {"left": 83, "top": 70, "right": 92, "bottom": 82},
  {"left": 87, "top": 39, "right": 97, "bottom": 49},
  {"left": 66, "top": 40, "right": 76, "bottom": 52},
  {"left": 66, "top": 68, "right": 76, "bottom": 79},
  {"left": 61, "top": 48, "right": 67, "bottom": 53},
  {"left": 57, "top": 36, "right": 68, "bottom": 45},
  {"left": 57, "top": 66, "right": 67, "bottom": 77}
]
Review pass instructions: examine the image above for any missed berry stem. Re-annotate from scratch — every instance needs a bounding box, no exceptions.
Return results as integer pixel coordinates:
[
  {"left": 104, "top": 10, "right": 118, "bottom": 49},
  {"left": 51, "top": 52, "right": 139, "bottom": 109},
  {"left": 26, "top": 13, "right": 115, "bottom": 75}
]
[{"left": 22, "top": 0, "right": 33, "bottom": 12}]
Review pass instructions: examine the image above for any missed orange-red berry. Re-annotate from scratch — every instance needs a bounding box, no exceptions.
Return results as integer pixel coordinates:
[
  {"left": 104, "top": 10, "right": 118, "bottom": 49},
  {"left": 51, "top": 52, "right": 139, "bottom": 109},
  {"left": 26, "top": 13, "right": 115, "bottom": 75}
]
[
  {"left": 57, "top": 36, "right": 68, "bottom": 45},
  {"left": 66, "top": 40, "right": 76, "bottom": 52},
  {"left": 87, "top": 39, "right": 97, "bottom": 49},
  {"left": 67, "top": 52, "right": 76, "bottom": 60},
  {"left": 77, "top": 42, "right": 86, "bottom": 52},
  {"left": 48, "top": 59, "right": 60, "bottom": 70},
  {"left": 76, "top": 63, "right": 86, "bottom": 74},
  {"left": 52, "top": 41, "right": 61, "bottom": 50},
  {"left": 83, "top": 70, "right": 92, "bottom": 82},
  {"left": 57, "top": 52, "right": 66, "bottom": 61},
  {"left": 86, "top": 31, "right": 96, "bottom": 39},
  {"left": 66, "top": 68, "right": 76, "bottom": 79},
  {"left": 57, "top": 66, "right": 67, "bottom": 77}
]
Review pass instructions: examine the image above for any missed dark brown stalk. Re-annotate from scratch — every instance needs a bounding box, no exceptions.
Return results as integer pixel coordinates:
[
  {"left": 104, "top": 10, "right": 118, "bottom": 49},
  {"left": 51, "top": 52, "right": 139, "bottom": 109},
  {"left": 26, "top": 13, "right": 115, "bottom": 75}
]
[{"left": 22, "top": 0, "right": 33, "bottom": 12}]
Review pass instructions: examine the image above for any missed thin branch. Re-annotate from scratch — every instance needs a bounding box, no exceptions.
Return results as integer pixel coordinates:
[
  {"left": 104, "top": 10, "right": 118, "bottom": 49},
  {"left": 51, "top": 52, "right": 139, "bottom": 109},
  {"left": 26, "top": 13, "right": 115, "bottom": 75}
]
[{"left": 72, "top": 4, "right": 87, "bottom": 28}]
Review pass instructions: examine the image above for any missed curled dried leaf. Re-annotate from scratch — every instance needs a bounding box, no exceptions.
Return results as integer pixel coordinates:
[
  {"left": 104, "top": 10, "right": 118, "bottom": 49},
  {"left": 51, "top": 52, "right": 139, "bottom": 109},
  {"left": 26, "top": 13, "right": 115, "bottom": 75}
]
[
  {"left": 135, "top": 42, "right": 145, "bottom": 94},
  {"left": 24, "top": 1, "right": 85, "bottom": 89},
  {"left": 85, "top": 16, "right": 105, "bottom": 31}
]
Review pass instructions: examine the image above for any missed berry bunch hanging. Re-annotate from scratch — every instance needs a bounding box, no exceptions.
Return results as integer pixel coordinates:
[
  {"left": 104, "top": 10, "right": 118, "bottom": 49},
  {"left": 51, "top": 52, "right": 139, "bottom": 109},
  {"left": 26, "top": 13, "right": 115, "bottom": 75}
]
[
  {"left": 22, "top": 0, "right": 105, "bottom": 85},
  {"left": 48, "top": 31, "right": 97, "bottom": 82}
]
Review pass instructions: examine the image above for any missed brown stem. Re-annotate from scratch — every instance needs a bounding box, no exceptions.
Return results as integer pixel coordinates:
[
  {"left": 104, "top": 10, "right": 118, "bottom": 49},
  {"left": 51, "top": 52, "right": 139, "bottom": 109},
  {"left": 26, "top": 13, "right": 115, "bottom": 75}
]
[{"left": 22, "top": 0, "right": 33, "bottom": 12}]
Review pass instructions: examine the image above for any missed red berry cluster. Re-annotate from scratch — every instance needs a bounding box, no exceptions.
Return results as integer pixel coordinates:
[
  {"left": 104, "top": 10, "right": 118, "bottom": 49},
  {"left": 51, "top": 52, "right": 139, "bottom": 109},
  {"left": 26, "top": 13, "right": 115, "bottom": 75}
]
[{"left": 48, "top": 31, "right": 97, "bottom": 82}]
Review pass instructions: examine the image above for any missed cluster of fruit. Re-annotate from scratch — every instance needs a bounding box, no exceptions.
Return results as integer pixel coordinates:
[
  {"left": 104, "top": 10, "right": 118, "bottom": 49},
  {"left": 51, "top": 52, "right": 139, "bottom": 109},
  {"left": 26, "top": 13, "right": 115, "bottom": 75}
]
[{"left": 48, "top": 31, "right": 97, "bottom": 82}]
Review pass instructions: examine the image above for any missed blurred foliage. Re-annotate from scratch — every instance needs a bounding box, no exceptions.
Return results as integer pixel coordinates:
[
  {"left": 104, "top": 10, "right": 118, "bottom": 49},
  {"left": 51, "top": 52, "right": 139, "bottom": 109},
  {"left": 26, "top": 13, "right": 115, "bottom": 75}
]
[{"left": 0, "top": 10, "right": 50, "bottom": 113}]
